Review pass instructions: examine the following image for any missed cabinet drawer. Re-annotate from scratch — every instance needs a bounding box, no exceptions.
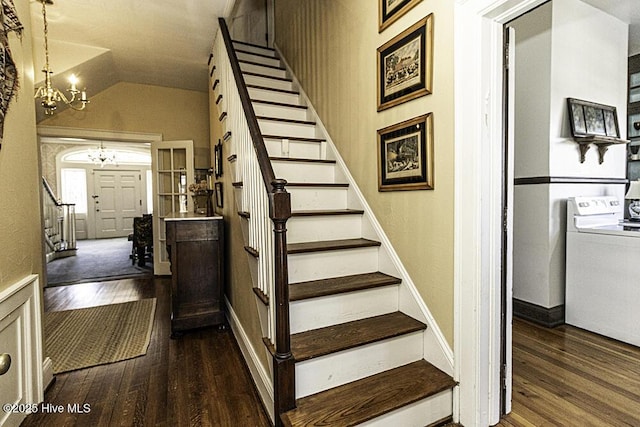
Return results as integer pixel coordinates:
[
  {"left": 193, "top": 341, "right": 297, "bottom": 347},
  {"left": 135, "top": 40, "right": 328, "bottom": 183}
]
[{"left": 170, "top": 220, "right": 220, "bottom": 242}]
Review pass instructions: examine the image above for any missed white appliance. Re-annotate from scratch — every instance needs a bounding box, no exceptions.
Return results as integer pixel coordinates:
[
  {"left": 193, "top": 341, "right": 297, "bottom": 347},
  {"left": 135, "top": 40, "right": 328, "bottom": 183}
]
[{"left": 566, "top": 196, "right": 640, "bottom": 347}]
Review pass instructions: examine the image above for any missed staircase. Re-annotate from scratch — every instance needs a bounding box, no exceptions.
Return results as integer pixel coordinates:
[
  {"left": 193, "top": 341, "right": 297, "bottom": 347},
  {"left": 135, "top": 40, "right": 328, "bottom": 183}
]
[{"left": 214, "top": 22, "right": 455, "bottom": 427}]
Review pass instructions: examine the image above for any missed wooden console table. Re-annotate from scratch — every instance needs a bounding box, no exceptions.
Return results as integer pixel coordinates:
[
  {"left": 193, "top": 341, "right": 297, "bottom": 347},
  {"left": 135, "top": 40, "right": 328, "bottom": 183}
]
[{"left": 165, "top": 213, "right": 224, "bottom": 336}]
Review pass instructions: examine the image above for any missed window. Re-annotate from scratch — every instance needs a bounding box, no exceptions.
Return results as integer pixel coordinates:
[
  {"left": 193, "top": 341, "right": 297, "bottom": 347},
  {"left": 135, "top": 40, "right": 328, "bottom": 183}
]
[{"left": 61, "top": 168, "right": 88, "bottom": 213}]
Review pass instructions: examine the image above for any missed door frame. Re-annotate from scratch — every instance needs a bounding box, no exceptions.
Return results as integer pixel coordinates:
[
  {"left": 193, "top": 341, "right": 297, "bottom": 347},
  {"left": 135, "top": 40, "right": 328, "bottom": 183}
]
[{"left": 453, "top": 0, "right": 547, "bottom": 425}]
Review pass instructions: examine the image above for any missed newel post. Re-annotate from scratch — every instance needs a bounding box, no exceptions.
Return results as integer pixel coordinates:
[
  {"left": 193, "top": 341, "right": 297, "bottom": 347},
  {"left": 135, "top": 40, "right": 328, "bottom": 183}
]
[{"left": 269, "top": 178, "right": 295, "bottom": 425}]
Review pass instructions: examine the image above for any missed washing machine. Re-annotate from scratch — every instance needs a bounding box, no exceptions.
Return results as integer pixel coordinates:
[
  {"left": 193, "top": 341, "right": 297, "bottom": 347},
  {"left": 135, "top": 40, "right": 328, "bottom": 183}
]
[{"left": 566, "top": 196, "right": 640, "bottom": 347}]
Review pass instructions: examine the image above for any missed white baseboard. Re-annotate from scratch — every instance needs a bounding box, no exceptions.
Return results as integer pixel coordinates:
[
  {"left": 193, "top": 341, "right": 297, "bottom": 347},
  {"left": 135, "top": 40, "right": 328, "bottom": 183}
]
[
  {"left": 225, "top": 298, "right": 274, "bottom": 423},
  {"left": 42, "top": 357, "right": 54, "bottom": 392}
]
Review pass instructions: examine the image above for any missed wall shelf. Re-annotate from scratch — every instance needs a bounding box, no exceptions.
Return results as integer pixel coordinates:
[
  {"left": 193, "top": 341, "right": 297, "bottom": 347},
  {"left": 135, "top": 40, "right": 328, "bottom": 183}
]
[{"left": 573, "top": 136, "right": 629, "bottom": 164}]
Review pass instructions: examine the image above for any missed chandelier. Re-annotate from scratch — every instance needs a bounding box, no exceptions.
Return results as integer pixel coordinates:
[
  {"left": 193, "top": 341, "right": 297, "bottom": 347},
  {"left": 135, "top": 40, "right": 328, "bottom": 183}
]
[
  {"left": 88, "top": 143, "right": 116, "bottom": 167},
  {"left": 33, "top": 0, "right": 89, "bottom": 115}
]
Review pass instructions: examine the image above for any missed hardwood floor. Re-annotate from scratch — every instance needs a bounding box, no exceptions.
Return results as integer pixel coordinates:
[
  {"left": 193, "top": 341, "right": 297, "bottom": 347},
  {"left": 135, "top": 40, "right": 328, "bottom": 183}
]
[
  {"left": 22, "top": 277, "right": 270, "bottom": 427},
  {"left": 497, "top": 318, "right": 640, "bottom": 426},
  {"left": 22, "top": 279, "right": 640, "bottom": 426}
]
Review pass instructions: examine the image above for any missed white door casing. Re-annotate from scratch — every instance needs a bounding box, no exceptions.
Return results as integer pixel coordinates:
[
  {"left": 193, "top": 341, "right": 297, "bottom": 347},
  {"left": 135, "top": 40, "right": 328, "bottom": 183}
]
[{"left": 454, "top": 0, "right": 547, "bottom": 425}]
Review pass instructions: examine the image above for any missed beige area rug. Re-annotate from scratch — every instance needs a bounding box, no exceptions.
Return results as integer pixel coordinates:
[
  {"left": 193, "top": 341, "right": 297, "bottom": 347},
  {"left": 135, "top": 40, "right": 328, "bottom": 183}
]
[{"left": 45, "top": 299, "right": 157, "bottom": 374}]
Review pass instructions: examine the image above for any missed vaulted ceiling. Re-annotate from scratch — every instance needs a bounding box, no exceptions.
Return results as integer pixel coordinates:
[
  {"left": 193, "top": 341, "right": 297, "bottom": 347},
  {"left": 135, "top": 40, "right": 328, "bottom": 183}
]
[{"left": 29, "top": 0, "right": 235, "bottom": 101}]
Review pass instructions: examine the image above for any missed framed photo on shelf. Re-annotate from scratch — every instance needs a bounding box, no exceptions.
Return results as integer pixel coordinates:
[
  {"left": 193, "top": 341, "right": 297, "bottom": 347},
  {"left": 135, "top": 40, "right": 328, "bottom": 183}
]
[
  {"left": 378, "top": 0, "right": 423, "bottom": 32},
  {"left": 377, "top": 113, "right": 433, "bottom": 191},
  {"left": 215, "top": 182, "right": 223, "bottom": 209},
  {"left": 377, "top": 15, "right": 433, "bottom": 111},
  {"left": 567, "top": 98, "right": 620, "bottom": 138}
]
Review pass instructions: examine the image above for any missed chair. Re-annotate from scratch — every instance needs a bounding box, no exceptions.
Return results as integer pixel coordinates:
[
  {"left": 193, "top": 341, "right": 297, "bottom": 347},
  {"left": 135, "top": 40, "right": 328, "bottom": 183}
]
[{"left": 130, "top": 214, "right": 153, "bottom": 267}]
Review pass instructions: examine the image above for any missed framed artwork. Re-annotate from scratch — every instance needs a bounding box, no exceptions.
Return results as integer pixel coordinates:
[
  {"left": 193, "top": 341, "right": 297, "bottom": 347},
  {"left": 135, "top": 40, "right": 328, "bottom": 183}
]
[
  {"left": 377, "top": 113, "right": 433, "bottom": 191},
  {"left": 377, "top": 15, "right": 433, "bottom": 111},
  {"left": 378, "top": 0, "right": 423, "bottom": 32},
  {"left": 214, "top": 140, "right": 223, "bottom": 178},
  {"left": 215, "top": 182, "right": 223, "bottom": 208},
  {"left": 567, "top": 98, "right": 620, "bottom": 139}
]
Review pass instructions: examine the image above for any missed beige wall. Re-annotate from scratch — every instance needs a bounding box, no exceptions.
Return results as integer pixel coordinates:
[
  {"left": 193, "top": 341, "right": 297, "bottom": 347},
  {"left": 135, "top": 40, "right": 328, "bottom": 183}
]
[
  {"left": 274, "top": 0, "right": 455, "bottom": 344},
  {"left": 38, "top": 82, "right": 212, "bottom": 168},
  {"left": 0, "top": 0, "right": 43, "bottom": 290}
]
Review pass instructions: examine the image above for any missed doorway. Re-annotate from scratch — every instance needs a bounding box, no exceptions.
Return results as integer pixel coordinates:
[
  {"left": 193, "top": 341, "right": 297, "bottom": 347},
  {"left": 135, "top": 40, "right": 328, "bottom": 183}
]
[{"left": 93, "top": 169, "right": 143, "bottom": 239}]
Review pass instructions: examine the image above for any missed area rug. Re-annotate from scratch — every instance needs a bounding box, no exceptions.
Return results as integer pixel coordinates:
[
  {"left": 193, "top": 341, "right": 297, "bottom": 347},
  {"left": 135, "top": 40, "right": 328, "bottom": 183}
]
[
  {"left": 46, "top": 237, "right": 152, "bottom": 287},
  {"left": 44, "top": 298, "right": 157, "bottom": 374}
]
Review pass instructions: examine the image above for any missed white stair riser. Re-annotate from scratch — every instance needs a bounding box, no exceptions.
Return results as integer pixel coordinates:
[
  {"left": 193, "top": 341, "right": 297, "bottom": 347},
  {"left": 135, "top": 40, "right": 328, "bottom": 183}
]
[
  {"left": 295, "top": 332, "right": 424, "bottom": 398},
  {"left": 232, "top": 43, "right": 277, "bottom": 57},
  {"left": 258, "top": 120, "right": 318, "bottom": 139},
  {"left": 240, "top": 62, "right": 287, "bottom": 79},
  {"left": 244, "top": 74, "right": 294, "bottom": 92},
  {"left": 248, "top": 87, "right": 300, "bottom": 104},
  {"left": 288, "top": 247, "right": 378, "bottom": 283},
  {"left": 265, "top": 138, "right": 322, "bottom": 159},
  {"left": 236, "top": 51, "right": 282, "bottom": 68},
  {"left": 287, "top": 214, "right": 362, "bottom": 243},
  {"left": 272, "top": 161, "right": 336, "bottom": 184},
  {"left": 253, "top": 102, "right": 308, "bottom": 121},
  {"left": 288, "top": 187, "right": 348, "bottom": 211},
  {"left": 290, "top": 286, "right": 399, "bottom": 334},
  {"left": 361, "top": 390, "right": 453, "bottom": 427}
]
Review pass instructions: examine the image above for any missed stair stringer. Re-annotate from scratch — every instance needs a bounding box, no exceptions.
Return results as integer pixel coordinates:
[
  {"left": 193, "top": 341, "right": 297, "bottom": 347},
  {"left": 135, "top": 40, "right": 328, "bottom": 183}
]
[{"left": 274, "top": 44, "right": 454, "bottom": 377}]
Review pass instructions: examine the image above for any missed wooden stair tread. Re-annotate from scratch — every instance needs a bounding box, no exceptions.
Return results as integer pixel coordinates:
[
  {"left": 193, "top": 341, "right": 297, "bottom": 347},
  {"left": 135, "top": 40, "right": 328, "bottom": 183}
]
[
  {"left": 287, "top": 238, "right": 380, "bottom": 254},
  {"left": 238, "top": 59, "right": 285, "bottom": 71},
  {"left": 232, "top": 39, "right": 276, "bottom": 52},
  {"left": 289, "top": 272, "right": 401, "bottom": 301},
  {"left": 281, "top": 360, "right": 455, "bottom": 427},
  {"left": 285, "top": 182, "right": 348, "bottom": 188},
  {"left": 270, "top": 157, "right": 336, "bottom": 164},
  {"left": 235, "top": 48, "right": 277, "bottom": 61},
  {"left": 243, "top": 71, "right": 293, "bottom": 83},
  {"left": 256, "top": 116, "right": 316, "bottom": 126},
  {"left": 262, "top": 135, "right": 325, "bottom": 143},
  {"left": 252, "top": 99, "right": 306, "bottom": 109},
  {"left": 291, "top": 209, "right": 364, "bottom": 216},
  {"left": 247, "top": 84, "right": 299, "bottom": 95},
  {"left": 291, "top": 312, "right": 425, "bottom": 361}
]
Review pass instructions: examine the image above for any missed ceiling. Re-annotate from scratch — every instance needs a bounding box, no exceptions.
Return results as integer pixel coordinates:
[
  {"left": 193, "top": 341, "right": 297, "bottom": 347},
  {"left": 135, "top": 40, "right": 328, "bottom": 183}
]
[
  {"left": 29, "top": 0, "right": 235, "bottom": 99},
  {"left": 27, "top": 0, "right": 640, "bottom": 114}
]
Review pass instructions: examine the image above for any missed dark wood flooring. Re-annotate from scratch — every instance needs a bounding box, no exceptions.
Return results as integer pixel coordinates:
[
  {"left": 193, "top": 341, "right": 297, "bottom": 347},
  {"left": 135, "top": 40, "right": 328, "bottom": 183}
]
[
  {"left": 497, "top": 318, "right": 640, "bottom": 426},
  {"left": 22, "top": 278, "right": 640, "bottom": 426},
  {"left": 22, "top": 277, "right": 270, "bottom": 427}
]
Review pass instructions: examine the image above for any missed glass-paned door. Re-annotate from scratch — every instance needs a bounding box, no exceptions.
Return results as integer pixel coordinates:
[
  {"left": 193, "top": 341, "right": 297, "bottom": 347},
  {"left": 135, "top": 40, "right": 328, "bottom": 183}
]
[{"left": 151, "top": 140, "right": 194, "bottom": 275}]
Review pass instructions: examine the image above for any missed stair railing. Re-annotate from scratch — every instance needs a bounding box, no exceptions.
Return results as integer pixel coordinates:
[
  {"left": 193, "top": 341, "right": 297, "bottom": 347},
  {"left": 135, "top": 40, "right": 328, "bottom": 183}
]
[
  {"left": 42, "top": 177, "right": 77, "bottom": 259},
  {"left": 216, "top": 18, "right": 295, "bottom": 422}
]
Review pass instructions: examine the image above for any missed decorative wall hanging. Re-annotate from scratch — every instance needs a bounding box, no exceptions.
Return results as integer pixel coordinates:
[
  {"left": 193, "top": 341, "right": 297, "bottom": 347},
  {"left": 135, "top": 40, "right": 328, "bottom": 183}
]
[
  {"left": 377, "top": 14, "right": 433, "bottom": 112},
  {"left": 567, "top": 98, "right": 628, "bottom": 164},
  {"left": 0, "top": 0, "right": 23, "bottom": 149},
  {"left": 214, "top": 140, "right": 223, "bottom": 178},
  {"left": 379, "top": 0, "right": 423, "bottom": 32},
  {"left": 377, "top": 113, "right": 434, "bottom": 191}
]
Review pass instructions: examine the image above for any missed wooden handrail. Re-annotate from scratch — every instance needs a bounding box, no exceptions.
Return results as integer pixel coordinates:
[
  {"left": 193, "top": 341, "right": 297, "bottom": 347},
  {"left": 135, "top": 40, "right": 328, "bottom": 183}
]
[
  {"left": 218, "top": 18, "right": 295, "bottom": 424},
  {"left": 218, "top": 18, "right": 276, "bottom": 193},
  {"left": 42, "top": 176, "right": 61, "bottom": 206}
]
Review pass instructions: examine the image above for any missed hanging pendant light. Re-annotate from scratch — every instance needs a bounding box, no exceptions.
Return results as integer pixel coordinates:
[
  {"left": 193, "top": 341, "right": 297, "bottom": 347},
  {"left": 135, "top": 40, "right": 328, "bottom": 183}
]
[{"left": 33, "top": 0, "right": 89, "bottom": 115}]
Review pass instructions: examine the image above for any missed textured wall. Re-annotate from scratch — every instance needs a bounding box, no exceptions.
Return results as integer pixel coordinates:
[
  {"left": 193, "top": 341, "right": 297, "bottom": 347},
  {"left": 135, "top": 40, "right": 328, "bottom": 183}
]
[
  {"left": 0, "top": 0, "right": 43, "bottom": 290},
  {"left": 274, "top": 0, "right": 455, "bottom": 344}
]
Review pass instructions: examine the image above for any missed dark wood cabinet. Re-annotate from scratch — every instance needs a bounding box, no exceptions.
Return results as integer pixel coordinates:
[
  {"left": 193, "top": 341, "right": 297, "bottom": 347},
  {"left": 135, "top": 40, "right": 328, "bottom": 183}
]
[{"left": 165, "top": 214, "right": 225, "bottom": 336}]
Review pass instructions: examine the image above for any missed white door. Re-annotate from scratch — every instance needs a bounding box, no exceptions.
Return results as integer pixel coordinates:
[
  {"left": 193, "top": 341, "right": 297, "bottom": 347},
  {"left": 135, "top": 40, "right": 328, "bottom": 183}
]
[
  {"left": 93, "top": 170, "right": 143, "bottom": 239},
  {"left": 151, "top": 140, "right": 194, "bottom": 275}
]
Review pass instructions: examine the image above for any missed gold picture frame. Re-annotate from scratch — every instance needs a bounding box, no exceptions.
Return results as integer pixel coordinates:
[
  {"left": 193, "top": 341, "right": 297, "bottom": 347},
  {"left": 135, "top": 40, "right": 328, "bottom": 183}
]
[
  {"left": 377, "top": 15, "right": 433, "bottom": 112},
  {"left": 379, "top": 0, "right": 423, "bottom": 32},
  {"left": 377, "top": 113, "right": 434, "bottom": 191}
]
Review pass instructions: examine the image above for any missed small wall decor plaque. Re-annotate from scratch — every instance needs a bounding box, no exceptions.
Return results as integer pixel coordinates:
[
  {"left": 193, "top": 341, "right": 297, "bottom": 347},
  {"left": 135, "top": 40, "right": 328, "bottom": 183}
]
[{"left": 378, "top": 0, "right": 423, "bottom": 33}]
